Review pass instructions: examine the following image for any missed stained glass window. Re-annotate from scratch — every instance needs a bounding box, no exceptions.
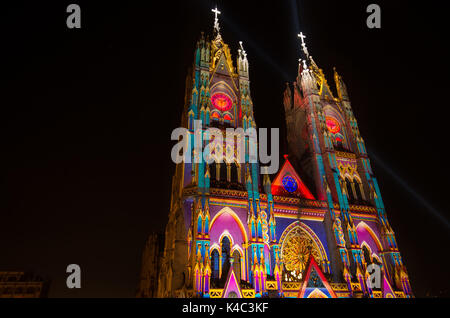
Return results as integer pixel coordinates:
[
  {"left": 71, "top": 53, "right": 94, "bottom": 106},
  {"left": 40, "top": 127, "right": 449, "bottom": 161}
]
[
  {"left": 211, "top": 93, "right": 232, "bottom": 112},
  {"left": 211, "top": 250, "right": 220, "bottom": 280},
  {"left": 282, "top": 175, "right": 298, "bottom": 193},
  {"left": 281, "top": 226, "right": 322, "bottom": 280},
  {"left": 223, "top": 113, "right": 232, "bottom": 121},
  {"left": 325, "top": 117, "right": 341, "bottom": 134}
]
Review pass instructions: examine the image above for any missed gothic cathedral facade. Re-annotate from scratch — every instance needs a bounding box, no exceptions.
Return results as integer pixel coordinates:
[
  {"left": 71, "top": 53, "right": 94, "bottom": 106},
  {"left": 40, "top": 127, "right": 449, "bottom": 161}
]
[{"left": 137, "top": 10, "right": 412, "bottom": 299}]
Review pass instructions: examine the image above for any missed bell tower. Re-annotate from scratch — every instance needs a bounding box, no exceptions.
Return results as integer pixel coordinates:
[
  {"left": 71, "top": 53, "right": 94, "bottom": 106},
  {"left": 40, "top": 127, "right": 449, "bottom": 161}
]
[
  {"left": 156, "top": 6, "right": 271, "bottom": 297},
  {"left": 283, "top": 32, "right": 413, "bottom": 297}
]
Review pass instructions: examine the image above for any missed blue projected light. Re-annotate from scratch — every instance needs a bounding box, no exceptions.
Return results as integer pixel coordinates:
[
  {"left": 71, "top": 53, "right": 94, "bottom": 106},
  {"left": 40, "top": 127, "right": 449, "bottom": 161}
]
[{"left": 282, "top": 175, "right": 298, "bottom": 193}]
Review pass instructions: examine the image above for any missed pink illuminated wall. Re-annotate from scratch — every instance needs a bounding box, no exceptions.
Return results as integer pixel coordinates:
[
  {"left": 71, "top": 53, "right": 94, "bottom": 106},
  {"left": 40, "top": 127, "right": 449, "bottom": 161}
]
[
  {"left": 209, "top": 207, "right": 247, "bottom": 248},
  {"left": 356, "top": 221, "right": 382, "bottom": 258}
]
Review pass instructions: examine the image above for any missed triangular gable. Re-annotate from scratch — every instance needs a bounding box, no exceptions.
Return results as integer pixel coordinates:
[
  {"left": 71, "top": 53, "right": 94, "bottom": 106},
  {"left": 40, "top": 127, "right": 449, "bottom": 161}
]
[
  {"left": 209, "top": 51, "right": 240, "bottom": 98},
  {"left": 320, "top": 81, "right": 335, "bottom": 101},
  {"left": 222, "top": 267, "right": 243, "bottom": 298},
  {"left": 382, "top": 274, "right": 396, "bottom": 298},
  {"left": 214, "top": 52, "right": 233, "bottom": 76},
  {"left": 271, "top": 156, "right": 315, "bottom": 200},
  {"left": 307, "top": 288, "right": 329, "bottom": 298},
  {"left": 298, "top": 255, "right": 336, "bottom": 298}
]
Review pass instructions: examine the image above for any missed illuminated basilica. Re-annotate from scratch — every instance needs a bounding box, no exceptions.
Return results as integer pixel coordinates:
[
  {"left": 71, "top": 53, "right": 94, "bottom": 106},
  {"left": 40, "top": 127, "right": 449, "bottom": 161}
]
[{"left": 137, "top": 8, "right": 413, "bottom": 298}]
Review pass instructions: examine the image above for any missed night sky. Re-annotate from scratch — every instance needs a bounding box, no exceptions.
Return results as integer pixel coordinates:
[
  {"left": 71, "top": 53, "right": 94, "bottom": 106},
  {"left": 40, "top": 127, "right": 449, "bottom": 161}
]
[{"left": 2, "top": 1, "right": 449, "bottom": 297}]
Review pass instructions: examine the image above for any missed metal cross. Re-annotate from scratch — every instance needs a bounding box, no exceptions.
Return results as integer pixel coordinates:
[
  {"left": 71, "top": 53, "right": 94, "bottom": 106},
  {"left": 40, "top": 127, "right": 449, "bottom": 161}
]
[
  {"left": 298, "top": 32, "right": 309, "bottom": 57},
  {"left": 212, "top": 7, "right": 221, "bottom": 32},
  {"left": 298, "top": 32, "right": 306, "bottom": 46},
  {"left": 212, "top": 7, "right": 221, "bottom": 20}
]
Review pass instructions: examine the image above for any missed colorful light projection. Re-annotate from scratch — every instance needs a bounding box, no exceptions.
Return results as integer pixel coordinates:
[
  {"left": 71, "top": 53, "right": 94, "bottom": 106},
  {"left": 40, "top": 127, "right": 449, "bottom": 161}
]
[
  {"left": 211, "top": 93, "right": 233, "bottom": 112},
  {"left": 223, "top": 113, "right": 232, "bottom": 121},
  {"left": 260, "top": 209, "right": 270, "bottom": 244},
  {"left": 281, "top": 226, "right": 322, "bottom": 281},
  {"left": 325, "top": 116, "right": 344, "bottom": 143},
  {"left": 325, "top": 117, "right": 341, "bottom": 134},
  {"left": 282, "top": 175, "right": 298, "bottom": 193},
  {"left": 271, "top": 157, "right": 316, "bottom": 200}
]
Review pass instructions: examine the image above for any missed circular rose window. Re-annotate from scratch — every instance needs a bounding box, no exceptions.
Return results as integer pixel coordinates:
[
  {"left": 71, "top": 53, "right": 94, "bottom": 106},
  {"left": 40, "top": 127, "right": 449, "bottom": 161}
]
[
  {"left": 325, "top": 117, "right": 341, "bottom": 134},
  {"left": 282, "top": 175, "right": 298, "bottom": 193},
  {"left": 281, "top": 226, "right": 322, "bottom": 277},
  {"left": 211, "top": 93, "right": 232, "bottom": 112}
]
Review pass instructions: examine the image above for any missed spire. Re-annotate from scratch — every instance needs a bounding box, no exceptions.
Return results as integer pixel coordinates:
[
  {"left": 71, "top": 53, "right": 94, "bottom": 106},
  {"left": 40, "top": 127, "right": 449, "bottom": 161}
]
[
  {"left": 239, "top": 41, "right": 247, "bottom": 57},
  {"left": 297, "top": 32, "right": 321, "bottom": 78},
  {"left": 334, "top": 67, "right": 349, "bottom": 101},
  {"left": 238, "top": 41, "right": 249, "bottom": 77},
  {"left": 297, "top": 32, "right": 311, "bottom": 80}
]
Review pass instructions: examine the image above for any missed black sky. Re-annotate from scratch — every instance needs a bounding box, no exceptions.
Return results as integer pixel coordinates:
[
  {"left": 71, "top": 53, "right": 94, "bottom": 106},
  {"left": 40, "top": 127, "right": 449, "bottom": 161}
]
[{"left": 1, "top": 1, "right": 449, "bottom": 297}]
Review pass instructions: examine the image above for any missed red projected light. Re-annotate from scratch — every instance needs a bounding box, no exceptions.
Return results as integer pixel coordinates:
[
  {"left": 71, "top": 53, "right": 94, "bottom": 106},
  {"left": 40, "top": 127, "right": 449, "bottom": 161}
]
[
  {"left": 211, "top": 93, "right": 232, "bottom": 112},
  {"left": 325, "top": 117, "right": 341, "bottom": 134}
]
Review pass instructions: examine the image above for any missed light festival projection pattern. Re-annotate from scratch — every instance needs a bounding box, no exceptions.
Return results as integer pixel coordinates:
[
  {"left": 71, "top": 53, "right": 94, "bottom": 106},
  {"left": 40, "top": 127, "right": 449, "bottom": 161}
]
[
  {"left": 282, "top": 175, "right": 298, "bottom": 193},
  {"left": 211, "top": 93, "right": 233, "bottom": 112}
]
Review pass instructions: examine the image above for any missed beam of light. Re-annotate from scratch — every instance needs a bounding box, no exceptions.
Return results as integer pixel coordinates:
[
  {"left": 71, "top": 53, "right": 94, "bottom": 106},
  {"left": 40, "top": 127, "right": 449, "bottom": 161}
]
[
  {"left": 368, "top": 149, "right": 450, "bottom": 230},
  {"left": 289, "top": 0, "right": 301, "bottom": 36},
  {"left": 218, "top": 15, "right": 291, "bottom": 82},
  {"left": 289, "top": 0, "right": 305, "bottom": 58}
]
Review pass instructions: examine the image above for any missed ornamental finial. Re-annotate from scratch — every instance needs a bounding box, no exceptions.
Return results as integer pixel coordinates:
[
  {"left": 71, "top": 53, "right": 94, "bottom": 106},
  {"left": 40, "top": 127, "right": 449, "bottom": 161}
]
[{"left": 239, "top": 41, "right": 246, "bottom": 56}]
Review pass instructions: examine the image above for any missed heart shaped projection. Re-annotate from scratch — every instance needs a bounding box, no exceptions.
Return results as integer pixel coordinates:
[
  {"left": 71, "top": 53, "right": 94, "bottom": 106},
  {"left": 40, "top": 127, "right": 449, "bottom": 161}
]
[
  {"left": 325, "top": 117, "right": 341, "bottom": 134},
  {"left": 211, "top": 93, "right": 233, "bottom": 112}
]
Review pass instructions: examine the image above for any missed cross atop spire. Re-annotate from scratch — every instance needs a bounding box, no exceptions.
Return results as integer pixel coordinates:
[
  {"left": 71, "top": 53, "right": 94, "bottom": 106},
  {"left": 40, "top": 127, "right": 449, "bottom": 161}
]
[
  {"left": 212, "top": 6, "right": 221, "bottom": 34},
  {"left": 298, "top": 32, "right": 306, "bottom": 44},
  {"left": 298, "top": 32, "right": 310, "bottom": 58}
]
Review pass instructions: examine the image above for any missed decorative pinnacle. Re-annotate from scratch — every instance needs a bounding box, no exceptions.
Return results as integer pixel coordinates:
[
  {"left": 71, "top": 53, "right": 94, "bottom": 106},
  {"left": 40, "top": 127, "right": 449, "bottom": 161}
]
[
  {"left": 302, "top": 59, "right": 308, "bottom": 71},
  {"left": 239, "top": 41, "right": 247, "bottom": 58}
]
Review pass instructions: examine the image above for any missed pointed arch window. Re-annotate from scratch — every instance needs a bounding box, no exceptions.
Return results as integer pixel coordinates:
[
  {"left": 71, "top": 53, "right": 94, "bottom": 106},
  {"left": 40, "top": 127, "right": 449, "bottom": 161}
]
[
  {"left": 345, "top": 178, "right": 355, "bottom": 202},
  {"left": 230, "top": 163, "right": 238, "bottom": 183},
  {"left": 223, "top": 113, "right": 233, "bottom": 121},
  {"left": 204, "top": 217, "right": 209, "bottom": 235},
  {"left": 221, "top": 236, "right": 231, "bottom": 280},
  {"left": 197, "top": 216, "right": 203, "bottom": 234},
  {"left": 188, "top": 114, "right": 194, "bottom": 131},
  {"left": 211, "top": 111, "right": 220, "bottom": 120},
  {"left": 219, "top": 163, "right": 227, "bottom": 181},
  {"left": 209, "top": 163, "right": 217, "bottom": 181},
  {"left": 232, "top": 250, "right": 242, "bottom": 282},
  {"left": 362, "top": 245, "right": 372, "bottom": 265},
  {"left": 257, "top": 221, "right": 262, "bottom": 238},
  {"left": 211, "top": 250, "right": 220, "bottom": 281},
  {"left": 354, "top": 181, "right": 363, "bottom": 202}
]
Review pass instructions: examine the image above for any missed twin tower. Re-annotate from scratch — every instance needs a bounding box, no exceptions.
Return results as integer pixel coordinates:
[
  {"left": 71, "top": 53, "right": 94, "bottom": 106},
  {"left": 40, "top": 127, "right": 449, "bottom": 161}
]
[{"left": 137, "top": 8, "right": 412, "bottom": 298}]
